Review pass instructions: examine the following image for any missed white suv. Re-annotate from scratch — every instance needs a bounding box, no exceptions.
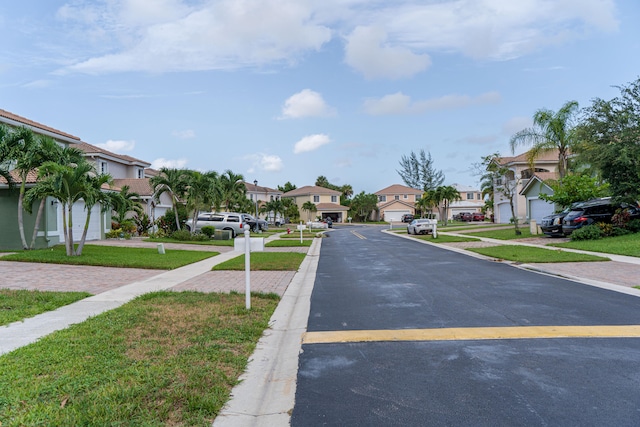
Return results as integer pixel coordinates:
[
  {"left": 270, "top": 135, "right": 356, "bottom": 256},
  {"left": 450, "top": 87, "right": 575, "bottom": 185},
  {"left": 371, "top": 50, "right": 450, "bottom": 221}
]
[{"left": 184, "top": 212, "right": 247, "bottom": 237}]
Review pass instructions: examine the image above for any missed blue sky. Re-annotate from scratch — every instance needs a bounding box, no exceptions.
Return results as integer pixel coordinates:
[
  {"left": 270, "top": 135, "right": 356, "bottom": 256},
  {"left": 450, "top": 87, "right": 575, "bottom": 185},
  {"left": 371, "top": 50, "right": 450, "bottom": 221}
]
[{"left": 1, "top": 0, "right": 639, "bottom": 194}]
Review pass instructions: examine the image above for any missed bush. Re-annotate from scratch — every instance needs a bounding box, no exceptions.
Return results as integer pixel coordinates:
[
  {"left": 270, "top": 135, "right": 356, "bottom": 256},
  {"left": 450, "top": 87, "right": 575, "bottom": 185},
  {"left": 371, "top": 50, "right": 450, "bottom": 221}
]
[
  {"left": 570, "top": 224, "right": 603, "bottom": 241},
  {"left": 170, "top": 230, "right": 193, "bottom": 241},
  {"left": 201, "top": 226, "right": 216, "bottom": 238},
  {"left": 134, "top": 213, "right": 152, "bottom": 236},
  {"left": 106, "top": 228, "right": 132, "bottom": 239},
  {"left": 609, "top": 226, "right": 631, "bottom": 237},
  {"left": 627, "top": 219, "right": 640, "bottom": 233}
]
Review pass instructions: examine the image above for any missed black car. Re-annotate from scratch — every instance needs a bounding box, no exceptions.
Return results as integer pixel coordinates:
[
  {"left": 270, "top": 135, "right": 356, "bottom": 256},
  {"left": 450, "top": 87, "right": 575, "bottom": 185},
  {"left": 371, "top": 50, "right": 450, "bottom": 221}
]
[
  {"left": 401, "top": 214, "right": 414, "bottom": 223},
  {"left": 540, "top": 202, "right": 585, "bottom": 237},
  {"left": 561, "top": 198, "right": 639, "bottom": 235}
]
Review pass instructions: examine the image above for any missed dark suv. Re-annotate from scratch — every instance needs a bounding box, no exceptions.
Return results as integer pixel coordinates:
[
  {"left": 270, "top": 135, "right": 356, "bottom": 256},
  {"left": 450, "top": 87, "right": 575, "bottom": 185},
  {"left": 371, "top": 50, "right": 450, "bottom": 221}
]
[
  {"left": 561, "top": 198, "right": 634, "bottom": 235},
  {"left": 401, "top": 214, "right": 414, "bottom": 223},
  {"left": 541, "top": 202, "right": 585, "bottom": 237}
]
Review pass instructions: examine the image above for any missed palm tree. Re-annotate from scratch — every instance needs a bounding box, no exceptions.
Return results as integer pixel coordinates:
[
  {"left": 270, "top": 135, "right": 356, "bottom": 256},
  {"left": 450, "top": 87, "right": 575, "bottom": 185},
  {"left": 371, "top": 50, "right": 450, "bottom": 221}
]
[
  {"left": 35, "top": 158, "right": 95, "bottom": 256},
  {"left": 218, "top": 170, "right": 245, "bottom": 211},
  {"left": 150, "top": 167, "right": 189, "bottom": 231},
  {"left": 75, "top": 172, "right": 113, "bottom": 255},
  {"left": 433, "top": 185, "right": 461, "bottom": 226},
  {"left": 261, "top": 198, "right": 285, "bottom": 224},
  {"left": 416, "top": 189, "right": 438, "bottom": 218},
  {"left": 510, "top": 100, "right": 579, "bottom": 179},
  {"left": 111, "top": 185, "right": 142, "bottom": 225},
  {"left": 0, "top": 125, "right": 15, "bottom": 188},
  {"left": 184, "top": 170, "right": 218, "bottom": 234},
  {"left": 301, "top": 201, "right": 317, "bottom": 221}
]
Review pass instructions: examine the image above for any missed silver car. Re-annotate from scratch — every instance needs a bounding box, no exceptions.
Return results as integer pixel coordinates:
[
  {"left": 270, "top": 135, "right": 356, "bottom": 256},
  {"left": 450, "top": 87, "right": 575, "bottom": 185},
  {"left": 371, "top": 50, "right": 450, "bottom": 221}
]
[
  {"left": 407, "top": 218, "right": 437, "bottom": 235},
  {"left": 184, "top": 212, "right": 247, "bottom": 237}
]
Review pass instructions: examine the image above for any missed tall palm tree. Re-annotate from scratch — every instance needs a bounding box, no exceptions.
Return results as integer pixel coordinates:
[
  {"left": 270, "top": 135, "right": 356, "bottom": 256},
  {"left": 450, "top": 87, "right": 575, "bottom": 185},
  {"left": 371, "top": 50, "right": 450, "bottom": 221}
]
[
  {"left": 150, "top": 167, "right": 189, "bottom": 231},
  {"left": 301, "top": 201, "right": 317, "bottom": 221},
  {"left": 510, "top": 100, "right": 579, "bottom": 179},
  {"left": 75, "top": 172, "right": 113, "bottom": 255},
  {"left": 416, "top": 189, "right": 438, "bottom": 218},
  {"left": 184, "top": 170, "right": 218, "bottom": 234},
  {"left": 111, "top": 185, "right": 142, "bottom": 225},
  {"left": 0, "top": 125, "right": 14, "bottom": 188},
  {"left": 433, "top": 185, "right": 461, "bottom": 226},
  {"left": 218, "top": 170, "right": 245, "bottom": 211}
]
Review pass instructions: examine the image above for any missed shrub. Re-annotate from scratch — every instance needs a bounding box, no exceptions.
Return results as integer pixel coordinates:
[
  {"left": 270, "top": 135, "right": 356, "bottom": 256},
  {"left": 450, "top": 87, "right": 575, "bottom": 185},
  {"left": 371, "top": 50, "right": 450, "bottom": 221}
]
[
  {"left": 134, "top": 213, "right": 152, "bottom": 236},
  {"left": 627, "top": 219, "right": 640, "bottom": 233},
  {"left": 570, "top": 224, "right": 603, "bottom": 241},
  {"left": 201, "top": 226, "right": 216, "bottom": 238},
  {"left": 598, "top": 222, "right": 614, "bottom": 236},
  {"left": 611, "top": 208, "right": 631, "bottom": 228},
  {"left": 171, "top": 230, "right": 193, "bottom": 241},
  {"left": 609, "top": 226, "right": 631, "bottom": 237}
]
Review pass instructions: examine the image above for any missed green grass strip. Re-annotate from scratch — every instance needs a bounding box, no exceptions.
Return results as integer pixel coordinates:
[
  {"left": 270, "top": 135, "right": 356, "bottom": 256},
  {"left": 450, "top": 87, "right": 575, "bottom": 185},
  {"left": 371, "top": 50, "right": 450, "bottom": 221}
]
[
  {"left": 467, "top": 245, "right": 609, "bottom": 263},
  {"left": 549, "top": 233, "right": 640, "bottom": 257},
  {"left": 0, "top": 290, "right": 92, "bottom": 326},
  {"left": 1, "top": 245, "right": 218, "bottom": 270},
  {"left": 464, "top": 227, "right": 534, "bottom": 240},
  {"left": 144, "top": 237, "right": 235, "bottom": 246},
  {"left": 265, "top": 240, "right": 312, "bottom": 247},
  {"left": 213, "top": 252, "right": 305, "bottom": 271},
  {"left": 420, "top": 234, "right": 481, "bottom": 243},
  {"left": 0, "top": 291, "right": 278, "bottom": 426}
]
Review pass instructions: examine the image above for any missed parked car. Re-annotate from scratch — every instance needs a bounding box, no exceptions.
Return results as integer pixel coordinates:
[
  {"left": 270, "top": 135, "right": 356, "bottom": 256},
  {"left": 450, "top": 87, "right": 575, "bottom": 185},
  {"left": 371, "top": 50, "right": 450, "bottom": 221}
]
[
  {"left": 472, "top": 212, "right": 485, "bottom": 221},
  {"left": 561, "top": 198, "right": 639, "bottom": 235},
  {"left": 185, "top": 212, "right": 246, "bottom": 237},
  {"left": 407, "top": 218, "right": 437, "bottom": 235},
  {"left": 540, "top": 202, "right": 586, "bottom": 237},
  {"left": 401, "top": 214, "right": 414, "bottom": 223},
  {"left": 323, "top": 217, "right": 333, "bottom": 228},
  {"left": 455, "top": 212, "right": 472, "bottom": 221},
  {"left": 239, "top": 213, "right": 269, "bottom": 232}
]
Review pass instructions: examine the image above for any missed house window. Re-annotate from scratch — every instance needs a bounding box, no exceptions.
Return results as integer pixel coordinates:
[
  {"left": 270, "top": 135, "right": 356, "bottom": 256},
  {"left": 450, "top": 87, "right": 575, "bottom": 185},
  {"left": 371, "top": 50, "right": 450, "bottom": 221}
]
[
  {"left": 467, "top": 192, "right": 473, "bottom": 200},
  {"left": 477, "top": 193, "right": 482, "bottom": 200},
  {"left": 250, "top": 194, "right": 254, "bottom": 201},
  {"left": 136, "top": 168, "right": 144, "bottom": 179},
  {"left": 100, "top": 161, "right": 108, "bottom": 175},
  {"left": 378, "top": 195, "right": 386, "bottom": 202},
  {"left": 394, "top": 195, "right": 399, "bottom": 200},
  {"left": 313, "top": 195, "right": 320, "bottom": 203},
  {"left": 270, "top": 195, "right": 274, "bottom": 201},
  {"left": 331, "top": 195, "right": 337, "bottom": 203},
  {"left": 403, "top": 195, "right": 408, "bottom": 199}
]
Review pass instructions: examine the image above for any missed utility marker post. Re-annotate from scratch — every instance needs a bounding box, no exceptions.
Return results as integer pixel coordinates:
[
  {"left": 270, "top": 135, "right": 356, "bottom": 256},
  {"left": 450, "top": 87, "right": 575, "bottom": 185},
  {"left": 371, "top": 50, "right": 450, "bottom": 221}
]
[
  {"left": 244, "top": 228, "right": 251, "bottom": 309},
  {"left": 300, "top": 221, "right": 303, "bottom": 243}
]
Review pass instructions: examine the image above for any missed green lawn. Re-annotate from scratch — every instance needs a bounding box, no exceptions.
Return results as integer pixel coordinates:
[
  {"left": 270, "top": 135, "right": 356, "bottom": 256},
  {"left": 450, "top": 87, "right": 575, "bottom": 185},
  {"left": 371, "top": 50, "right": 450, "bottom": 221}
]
[
  {"left": 467, "top": 245, "right": 610, "bottom": 263},
  {"left": 265, "top": 240, "right": 313, "bottom": 247},
  {"left": 280, "top": 232, "right": 322, "bottom": 239},
  {"left": 463, "top": 227, "right": 533, "bottom": 240},
  {"left": 0, "top": 289, "right": 92, "bottom": 326},
  {"left": 145, "top": 236, "right": 235, "bottom": 246},
  {"left": 213, "top": 252, "right": 306, "bottom": 271},
  {"left": 0, "top": 291, "right": 278, "bottom": 426},
  {"left": 1, "top": 245, "right": 219, "bottom": 270},
  {"left": 549, "top": 233, "right": 640, "bottom": 257},
  {"left": 417, "top": 234, "right": 481, "bottom": 243}
]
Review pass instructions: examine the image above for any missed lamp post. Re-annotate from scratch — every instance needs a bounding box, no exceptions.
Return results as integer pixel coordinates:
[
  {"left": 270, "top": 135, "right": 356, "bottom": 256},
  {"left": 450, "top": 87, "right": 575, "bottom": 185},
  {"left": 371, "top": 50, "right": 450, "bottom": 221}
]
[{"left": 253, "top": 179, "right": 259, "bottom": 219}]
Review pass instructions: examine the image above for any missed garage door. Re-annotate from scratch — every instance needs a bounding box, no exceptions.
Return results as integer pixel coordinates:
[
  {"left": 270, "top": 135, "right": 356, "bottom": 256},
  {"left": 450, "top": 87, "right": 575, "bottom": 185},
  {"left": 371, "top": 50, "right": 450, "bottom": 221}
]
[
  {"left": 497, "top": 203, "right": 513, "bottom": 224},
  {"left": 529, "top": 198, "right": 554, "bottom": 224},
  {"left": 60, "top": 202, "right": 102, "bottom": 242},
  {"left": 384, "top": 210, "right": 410, "bottom": 222}
]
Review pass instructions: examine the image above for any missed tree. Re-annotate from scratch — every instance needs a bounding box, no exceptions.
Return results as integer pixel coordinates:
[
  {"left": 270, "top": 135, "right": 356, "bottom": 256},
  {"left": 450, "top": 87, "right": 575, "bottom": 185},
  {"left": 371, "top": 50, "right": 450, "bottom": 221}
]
[
  {"left": 315, "top": 175, "right": 330, "bottom": 188},
  {"left": 510, "top": 100, "right": 579, "bottom": 179},
  {"left": 538, "top": 175, "right": 609, "bottom": 209},
  {"left": 415, "top": 190, "right": 438, "bottom": 218},
  {"left": 397, "top": 150, "right": 444, "bottom": 191},
  {"left": 577, "top": 78, "right": 640, "bottom": 204},
  {"left": 301, "top": 201, "right": 317, "bottom": 221},
  {"left": 277, "top": 181, "right": 297, "bottom": 193},
  {"left": 480, "top": 153, "right": 522, "bottom": 234},
  {"left": 183, "top": 170, "right": 218, "bottom": 234},
  {"left": 218, "top": 170, "right": 246, "bottom": 211},
  {"left": 75, "top": 172, "right": 113, "bottom": 255},
  {"left": 433, "top": 185, "right": 461, "bottom": 226},
  {"left": 150, "top": 167, "right": 189, "bottom": 231},
  {"left": 261, "top": 198, "right": 284, "bottom": 224},
  {"left": 0, "top": 125, "right": 15, "bottom": 188},
  {"left": 349, "top": 191, "right": 378, "bottom": 222},
  {"left": 111, "top": 185, "right": 142, "bottom": 225}
]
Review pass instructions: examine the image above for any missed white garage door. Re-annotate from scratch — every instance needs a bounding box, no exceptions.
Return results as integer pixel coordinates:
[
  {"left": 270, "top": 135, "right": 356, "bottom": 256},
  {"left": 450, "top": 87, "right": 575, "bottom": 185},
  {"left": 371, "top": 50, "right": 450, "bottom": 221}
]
[
  {"left": 497, "top": 203, "right": 512, "bottom": 224},
  {"left": 529, "top": 199, "right": 554, "bottom": 223},
  {"left": 63, "top": 203, "right": 102, "bottom": 242},
  {"left": 384, "top": 210, "right": 410, "bottom": 222}
]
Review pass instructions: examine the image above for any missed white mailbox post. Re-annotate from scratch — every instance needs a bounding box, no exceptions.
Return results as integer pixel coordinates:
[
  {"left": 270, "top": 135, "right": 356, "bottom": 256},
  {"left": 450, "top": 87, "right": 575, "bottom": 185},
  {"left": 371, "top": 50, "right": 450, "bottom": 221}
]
[{"left": 236, "top": 230, "right": 265, "bottom": 310}]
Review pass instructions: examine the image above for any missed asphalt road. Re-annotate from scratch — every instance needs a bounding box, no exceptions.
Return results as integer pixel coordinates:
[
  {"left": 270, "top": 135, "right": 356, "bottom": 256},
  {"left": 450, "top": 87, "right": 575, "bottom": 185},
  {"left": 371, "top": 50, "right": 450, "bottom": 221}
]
[{"left": 291, "top": 225, "right": 640, "bottom": 426}]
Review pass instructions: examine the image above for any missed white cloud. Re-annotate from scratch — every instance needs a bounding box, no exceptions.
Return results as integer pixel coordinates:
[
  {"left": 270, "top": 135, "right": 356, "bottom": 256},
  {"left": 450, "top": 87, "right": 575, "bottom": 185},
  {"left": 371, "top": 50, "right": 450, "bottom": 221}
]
[
  {"left": 54, "top": 0, "right": 618, "bottom": 75},
  {"left": 172, "top": 129, "right": 196, "bottom": 139},
  {"left": 96, "top": 139, "right": 136, "bottom": 152},
  {"left": 293, "top": 134, "right": 331, "bottom": 154},
  {"left": 244, "top": 153, "right": 284, "bottom": 173},
  {"left": 363, "top": 91, "right": 502, "bottom": 115},
  {"left": 151, "top": 157, "right": 188, "bottom": 169},
  {"left": 344, "top": 26, "right": 431, "bottom": 80},
  {"left": 280, "top": 89, "right": 336, "bottom": 119},
  {"left": 502, "top": 116, "right": 533, "bottom": 135}
]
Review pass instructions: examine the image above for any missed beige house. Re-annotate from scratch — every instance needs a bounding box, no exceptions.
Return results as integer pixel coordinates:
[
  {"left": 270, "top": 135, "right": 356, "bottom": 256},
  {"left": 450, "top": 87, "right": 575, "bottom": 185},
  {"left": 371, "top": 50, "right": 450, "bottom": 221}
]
[
  {"left": 244, "top": 181, "right": 283, "bottom": 221},
  {"left": 282, "top": 185, "right": 348, "bottom": 222},
  {"left": 493, "top": 150, "right": 559, "bottom": 224},
  {"left": 374, "top": 184, "right": 423, "bottom": 222},
  {"left": 448, "top": 183, "right": 484, "bottom": 219}
]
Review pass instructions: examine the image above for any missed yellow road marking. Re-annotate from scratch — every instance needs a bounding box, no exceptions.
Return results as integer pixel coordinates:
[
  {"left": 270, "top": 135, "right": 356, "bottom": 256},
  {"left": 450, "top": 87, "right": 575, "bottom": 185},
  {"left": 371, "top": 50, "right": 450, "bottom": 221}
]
[
  {"left": 303, "top": 325, "right": 640, "bottom": 344},
  {"left": 351, "top": 231, "right": 367, "bottom": 239}
]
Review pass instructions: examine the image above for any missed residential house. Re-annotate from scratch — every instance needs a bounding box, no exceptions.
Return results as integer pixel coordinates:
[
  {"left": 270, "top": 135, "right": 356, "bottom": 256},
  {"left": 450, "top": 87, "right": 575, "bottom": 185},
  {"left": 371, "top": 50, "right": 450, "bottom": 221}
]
[
  {"left": 519, "top": 173, "right": 558, "bottom": 225},
  {"left": 448, "top": 183, "right": 484, "bottom": 219},
  {"left": 493, "top": 150, "right": 559, "bottom": 224},
  {"left": 282, "top": 185, "right": 348, "bottom": 222},
  {"left": 374, "top": 184, "right": 423, "bottom": 222},
  {"left": 244, "top": 181, "right": 283, "bottom": 221}
]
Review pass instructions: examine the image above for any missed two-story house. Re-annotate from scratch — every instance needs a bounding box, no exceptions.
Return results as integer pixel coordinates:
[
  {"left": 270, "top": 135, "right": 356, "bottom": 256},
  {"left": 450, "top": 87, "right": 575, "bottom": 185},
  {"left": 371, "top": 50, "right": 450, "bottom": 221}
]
[
  {"left": 244, "top": 181, "right": 283, "bottom": 221},
  {"left": 493, "top": 150, "right": 559, "bottom": 224},
  {"left": 448, "top": 183, "right": 484, "bottom": 219},
  {"left": 374, "top": 184, "right": 423, "bottom": 222},
  {"left": 282, "top": 185, "right": 348, "bottom": 222}
]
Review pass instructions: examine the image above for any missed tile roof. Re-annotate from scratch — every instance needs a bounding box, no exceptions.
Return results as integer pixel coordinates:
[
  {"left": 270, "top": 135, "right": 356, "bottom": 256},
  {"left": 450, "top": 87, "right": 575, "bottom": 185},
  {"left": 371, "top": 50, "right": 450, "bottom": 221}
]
[
  {"left": 75, "top": 142, "right": 151, "bottom": 167},
  {"left": 315, "top": 202, "right": 349, "bottom": 211},
  {"left": 497, "top": 149, "right": 559, "bottom": 165},
  {"left": 0, "top": 169, "right": 39, "bottom": 185},
  {"left": 244, "top": 182, "right": 282, "bottom": 194},
  {"left": 0, "top": 108, "right": 81, "bottom": 142},
  {"left": 378, "top": 199, "right": 416, "bottom": 210},
  {"left": 112, "top": 178, "right": 154, "bottom": 197},
  {"left": 283, "top": 185, "right": 341, "bottom": 196},
  {"left": 375, "top": 184, "right": 422, "bottom": 195}
]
